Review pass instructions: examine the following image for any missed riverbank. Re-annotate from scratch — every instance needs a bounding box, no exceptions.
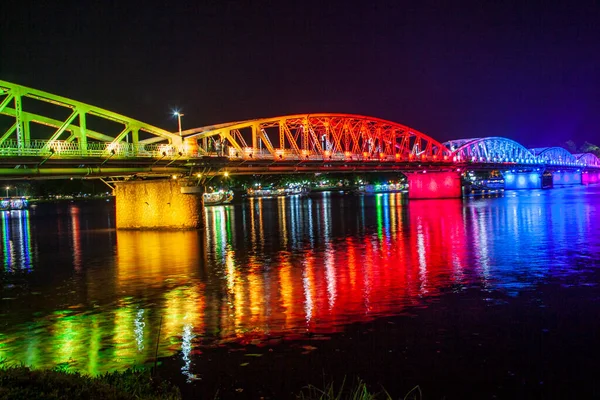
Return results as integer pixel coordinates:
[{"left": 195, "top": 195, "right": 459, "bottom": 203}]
[
  {"left": 0, "top": 365, "right": 180, "bottom": 400},
  {"left": 27, "top": 195, "right": 113, "bottom": 204},
  {"left": 0, "top": 365, "right": 406, "bottom": 400}
]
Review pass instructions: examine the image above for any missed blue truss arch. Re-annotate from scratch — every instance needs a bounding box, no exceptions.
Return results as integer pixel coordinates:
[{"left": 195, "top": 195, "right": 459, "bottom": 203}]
[
  {"left": 530, "top": 147, "right": 578, "bottom": 166},
  {"left": 444, "top": 137, "right": 537, "bottom": 164},
  {"left": 574, "top": 153, "right": 600, "bottom": 167}
]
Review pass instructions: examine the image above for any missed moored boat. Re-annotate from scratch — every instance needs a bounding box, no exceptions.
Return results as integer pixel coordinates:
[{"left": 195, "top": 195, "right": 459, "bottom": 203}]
[
  {"left": 246, "top": 186, "right": 310, "bottom": 198},
  {"left": 0, "top": 197, "right": 29, "bottom": 211},
  {"left": 353, "top": 183, "right": 406, "bottom": 195},
  {"left": 203, "top": 190, "right": 234, "bottom": 206}
]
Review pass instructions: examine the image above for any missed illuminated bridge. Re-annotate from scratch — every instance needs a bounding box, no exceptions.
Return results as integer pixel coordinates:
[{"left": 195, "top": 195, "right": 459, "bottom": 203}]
[
  {"left": 1, "top": 80, "right": 599, "bottom": 228},
  {"left": 1, "top": 80, "right": 599, "bottom": 176}
]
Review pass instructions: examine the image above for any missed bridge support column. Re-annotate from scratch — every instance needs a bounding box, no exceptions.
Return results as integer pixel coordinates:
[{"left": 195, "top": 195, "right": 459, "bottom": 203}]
[
  {"left": 115, "top": 180, "right": 204, "bottom": 230},
  {"left": 502, "top": 171, "right": 542, "bottom": 190},
  {"left": 551, "top": 170, "right": 582, "bottom": 186},
  {"left": 582, "top": 171, "right": 600, "bottom": 185},
  {"left": 184, "top": 138, "right": 199, "bottom": 157},
  {"left": 406, "top": 171, "right": 462, "bottom": 199}
]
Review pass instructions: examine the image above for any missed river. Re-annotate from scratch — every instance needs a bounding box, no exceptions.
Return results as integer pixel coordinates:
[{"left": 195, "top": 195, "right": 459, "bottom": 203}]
[{"left": 1, "top": 187, "right": 599, "bottom": 398}]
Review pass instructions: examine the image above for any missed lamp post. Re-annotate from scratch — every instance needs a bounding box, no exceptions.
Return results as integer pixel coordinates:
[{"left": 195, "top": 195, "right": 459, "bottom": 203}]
[
  {"left": 174, "top": 111, "right": 184, "bottom": 139},
  {"left": 5, "top": 186, "right": 9, "bottom": 198}
]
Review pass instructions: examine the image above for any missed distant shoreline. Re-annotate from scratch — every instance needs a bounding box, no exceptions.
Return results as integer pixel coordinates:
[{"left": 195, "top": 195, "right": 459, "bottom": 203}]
[{"left": 28, "top": 195, "right": 114, "bottom": 204}]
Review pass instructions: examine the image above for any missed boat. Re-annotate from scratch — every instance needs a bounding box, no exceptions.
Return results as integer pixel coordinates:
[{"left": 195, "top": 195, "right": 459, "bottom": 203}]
[
  {"left": 203, "top": 190, "right": 234, "bottom": 206},
  {"left": 246, "top": 186, "right": 310, "bottom": 198},
  {"left": 0, "top": 197, "right": 29, "bottom": 211},
  {"left": 246, "top": 188, "right": 286, "bottom": 197},
  {"left": 464, "top": 179, "right": 505, "bottom": 196},
  {"left": 353, "top": 183, "right": 406, "bottom": 195},
  {"left": 285, "top": 186, "right": 310, "bottom": 197}
]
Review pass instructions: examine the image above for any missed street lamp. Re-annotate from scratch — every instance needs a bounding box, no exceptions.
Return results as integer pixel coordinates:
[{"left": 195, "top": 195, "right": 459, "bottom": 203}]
[
  {"left": 173, "top": 111, "right": 184, "bottom": 138},
  {"left": 5, "top": 186, "right": 9, "bottom": 198}
]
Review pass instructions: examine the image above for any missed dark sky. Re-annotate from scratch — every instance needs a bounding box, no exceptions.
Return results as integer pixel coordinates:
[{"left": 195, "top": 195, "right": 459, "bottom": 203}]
[{"left": 1, "top": 0, "right": 599, "bottom": 147}]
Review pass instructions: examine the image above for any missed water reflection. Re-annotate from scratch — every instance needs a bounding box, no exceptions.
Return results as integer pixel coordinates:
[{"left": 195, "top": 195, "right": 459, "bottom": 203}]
[
  {"left": 0, "top": 189, "right": 598, "bottom": 376},
  {"left": 1, "top": 210, "right": 33, "bottom": 272}
]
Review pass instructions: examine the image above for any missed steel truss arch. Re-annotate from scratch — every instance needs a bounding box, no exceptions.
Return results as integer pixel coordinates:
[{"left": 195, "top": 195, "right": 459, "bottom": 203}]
[
  {"left": 182, "top": 114, "right": 452, "bottom": 162},
  {"left": 0, "top": 80, "right": 181, "bottom": 159},
  {"left": 574, "top": 153, "right": 600, "bottom": 167},
  {"left": 530, "top": 147, "right": 577, "bottom": 166},
  {"left": 445, "top": 137, "right": 537, "bottom": 164}
]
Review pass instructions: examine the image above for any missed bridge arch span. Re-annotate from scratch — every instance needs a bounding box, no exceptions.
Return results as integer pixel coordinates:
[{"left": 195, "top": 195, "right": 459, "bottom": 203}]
[
  {"left": 444, "top": 137, "right": 537, "bottom": 164},
  {"left": 574, "top": 153, "right": 600, "bottom": 168},
  {"left": 182, "top": 113, "right": 452, "bottom": 162},
  {"left": 0, "top": 80, "right": 180, "bottom": 161},
  {"left": 530, "top": 147, "right": 578, "bottom": 166}
]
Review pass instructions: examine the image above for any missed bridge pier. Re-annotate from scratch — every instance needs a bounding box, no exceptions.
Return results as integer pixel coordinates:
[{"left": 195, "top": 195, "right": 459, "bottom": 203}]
[
  {"left": 115, "top": 180, "right": 204, "bottom": 229},
  {"left": 406, "top": 171, "right": 462, "bottom": 199},
  {"left": 551, "top": 170, "right": 582, "bottom": 186},
  {"left": 582, "top": 171, "right": 600, "bottom": 185},
  {"left": 502, "top": 171, "right": 543, "bottom": 190}
]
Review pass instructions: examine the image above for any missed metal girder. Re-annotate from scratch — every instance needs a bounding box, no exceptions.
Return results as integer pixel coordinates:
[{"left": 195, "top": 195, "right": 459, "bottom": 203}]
[
  {"left": 0, "top": 80, "right": 181, "bottom": 157},
  {"left": 530, "top": 147, "right": 577, "bottom": 165},
  {"left": 446, "top": 137, "right": 539, "bottom": 164},
  {"left": 1, "top": 107, "right": 115, "bottom": 142},
  {"left": 182, "top": 114, "right": 452, "bottom": 162},
  {"left": 0, "top": 93, "right": 14, "bottom": 113},
  {"left": 0, "top": 166, "right": 187, "bottom": 178},
  {"left": 575, "top": 153, "right": 600, "bottom": 167},
  {"left": 444, "top": 137, "right": 600, "bottom": 168}
]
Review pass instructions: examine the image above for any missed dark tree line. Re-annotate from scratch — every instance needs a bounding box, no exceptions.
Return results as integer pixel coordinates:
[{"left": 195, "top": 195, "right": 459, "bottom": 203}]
[{"left": 564, "top": 141, "right": 600, "bottom": 157}]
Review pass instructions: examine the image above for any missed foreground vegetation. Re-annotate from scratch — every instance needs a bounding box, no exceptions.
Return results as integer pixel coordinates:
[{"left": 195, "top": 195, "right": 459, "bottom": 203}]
[
  {"left": 298, "top": 378, "right": 422, "bottom": 400},
  {"left": 0, "top": 364, "right": 423, "bottom": 400},
  {"left": 0, "top": 365, "right": 180, "bottom": 400}
]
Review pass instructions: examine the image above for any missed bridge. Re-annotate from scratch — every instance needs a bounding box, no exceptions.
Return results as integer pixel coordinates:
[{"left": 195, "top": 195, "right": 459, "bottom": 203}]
[{"left": 1, "top": 80, "right": 599, "bottom": 228}]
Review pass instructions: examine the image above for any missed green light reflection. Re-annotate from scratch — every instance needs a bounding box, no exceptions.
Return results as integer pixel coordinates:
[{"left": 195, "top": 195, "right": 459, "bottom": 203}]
[{"left": 376, "top": 194, "right": 383, "bottom": 240}]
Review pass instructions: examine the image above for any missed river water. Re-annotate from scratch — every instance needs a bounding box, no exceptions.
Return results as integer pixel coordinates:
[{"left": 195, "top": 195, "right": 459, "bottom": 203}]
[{"left": 1, "top": 187, "right": 599, "bottom": 398}]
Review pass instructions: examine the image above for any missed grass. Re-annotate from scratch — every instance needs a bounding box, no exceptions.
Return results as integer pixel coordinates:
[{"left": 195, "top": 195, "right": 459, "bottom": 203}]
[
  {"left": 1, "top": 362, "right": 420, "bottom": 400},
  {"left": 297, "top": 377, "right": 422, "bottom": 400},
  {"left": 0, "top": 364, "right": 181, "bottom": 400}
]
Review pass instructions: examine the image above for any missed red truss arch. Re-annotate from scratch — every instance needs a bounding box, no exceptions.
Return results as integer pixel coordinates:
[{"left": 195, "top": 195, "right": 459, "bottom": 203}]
[{"left": 183, "top": 114, "right": 452, "bottom": 162}]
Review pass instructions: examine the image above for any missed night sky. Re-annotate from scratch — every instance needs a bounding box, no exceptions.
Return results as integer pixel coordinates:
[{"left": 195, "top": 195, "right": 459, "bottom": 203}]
[{"left": 1, "top": 0, "right": 599, "bottom": 147}]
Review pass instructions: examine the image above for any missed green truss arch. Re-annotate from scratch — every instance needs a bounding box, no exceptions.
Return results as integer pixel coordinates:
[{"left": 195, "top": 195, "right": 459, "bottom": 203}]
[{"left": 0, "top": 80, "right": 182, "bottom": 158}]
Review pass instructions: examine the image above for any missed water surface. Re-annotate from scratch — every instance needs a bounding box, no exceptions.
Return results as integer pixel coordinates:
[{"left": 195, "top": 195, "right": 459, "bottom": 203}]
[{"left": 1, "top": 188, "right": 599, "bottom": 397}]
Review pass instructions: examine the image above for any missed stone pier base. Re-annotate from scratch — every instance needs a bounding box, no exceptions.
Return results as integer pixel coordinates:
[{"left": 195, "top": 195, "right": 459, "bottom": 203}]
[
  {"left": 115, "top": 180, "right": 203, "bottom": 230},
  {"left": 407, "top": 171, "right": 462, "bottom": 199},
  {"left": 582, "top": 171, "right": 600, "bottom": 185},
  {"left": 502, "top": 171, "right": 542, "bottom": 190},
  {"left": 552, "top": 170, "right": 582, "bottom": 186}
]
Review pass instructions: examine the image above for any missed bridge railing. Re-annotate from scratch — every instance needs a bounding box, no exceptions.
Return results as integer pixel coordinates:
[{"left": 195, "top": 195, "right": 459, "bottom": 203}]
[
  {"left": 200, "top": 147, "right": 452, "bottom": 162},
  {"left": 0, "top": 139, "right": 192, "bottom": 159},
  {"left": 0, "top": 139, "right": 598, "bottom": 169}
]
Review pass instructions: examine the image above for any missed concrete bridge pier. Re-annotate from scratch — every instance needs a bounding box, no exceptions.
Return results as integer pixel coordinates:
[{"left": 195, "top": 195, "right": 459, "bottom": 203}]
[
  {"left": 115, "top": 180, "right": 204, "bottom": 229},
  {"left": 502, "top": 171, "right": 543, "bottom": 190},
  {"left": 551, "top": 170, "right": 582, "bottom": 187},
  {"left": 582, "top": 171, "right": 600, "bottom": 185},
  {"left": 406, "top": 171, "right": 462, "bottom": 199}
]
